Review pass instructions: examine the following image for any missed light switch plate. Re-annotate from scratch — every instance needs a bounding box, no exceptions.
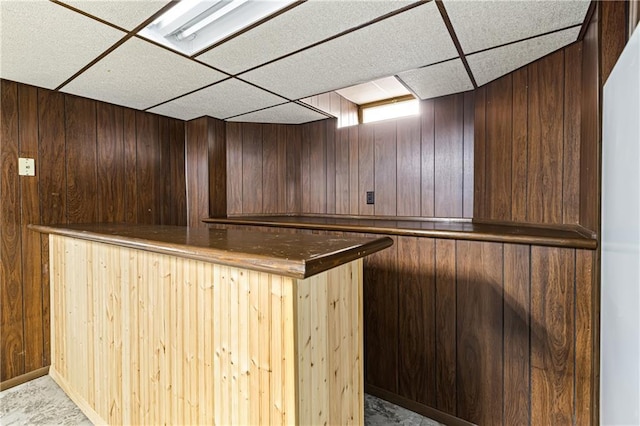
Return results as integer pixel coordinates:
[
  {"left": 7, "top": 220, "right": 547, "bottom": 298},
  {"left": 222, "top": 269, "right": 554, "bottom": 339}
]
[{"left": 19, "top": 158, "right": 35, "bottom": 176}]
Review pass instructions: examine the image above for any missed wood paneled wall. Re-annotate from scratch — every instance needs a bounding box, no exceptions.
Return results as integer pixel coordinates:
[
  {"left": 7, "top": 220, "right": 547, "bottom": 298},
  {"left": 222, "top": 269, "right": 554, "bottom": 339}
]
[
  {"left": 0, "top": 79, "right": 186, "bottom": 383},
  {"left": 210, "top": 223, "right": 597, "bottom": 426},
  {"left": 300, "top": 91, "right": 358, "bottom": 128},
  {"left": 226, "top": 122, "right": 302, "bottom": 215}
]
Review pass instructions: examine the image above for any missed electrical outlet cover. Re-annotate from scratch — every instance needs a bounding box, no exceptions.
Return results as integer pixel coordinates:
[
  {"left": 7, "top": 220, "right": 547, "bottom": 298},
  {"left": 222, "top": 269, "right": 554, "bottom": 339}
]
[{"left": 18, "top": 158, "right": 35, "bottom": 176}]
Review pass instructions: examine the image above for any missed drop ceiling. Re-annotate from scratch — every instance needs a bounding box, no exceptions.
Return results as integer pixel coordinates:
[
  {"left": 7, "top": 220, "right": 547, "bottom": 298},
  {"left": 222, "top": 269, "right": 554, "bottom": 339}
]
[{"left": 0, "top": 0, "right": 592, "bottom": 124}]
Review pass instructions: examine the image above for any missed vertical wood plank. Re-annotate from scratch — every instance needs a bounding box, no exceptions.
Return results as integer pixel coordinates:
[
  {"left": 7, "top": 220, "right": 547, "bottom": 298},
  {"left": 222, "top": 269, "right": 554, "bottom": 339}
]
[
  {"left": 185, "top": 117, "right": 209, "bottom": 227},
  {"left": 301, "top": 123, "right": 311, "bottom": 213},
  {"left": 563, "top": 42, "right": 582, "bottom": 225},
  {"left": 122, "top": 108, "right": 137, "bottom": 224},
  {"left": 135, "top": 112, "right": 160, "bottom": 224},
  {"left": 435, "top": 239, "right": 456, "bottom": 415},
  {"left": 358, "top": 123, "right": 374, "bottom": 215},
  {"left": 285, "top": 125, "right": 301, "bottom": 214},
  {"left": 242, "top": 123, "right": 263, "bottom": 214},
  {"left": 575, "top": 249, "right": 595, "bottom": 426},
  {"left": 456, "top": 241, "right": 503, "bottom": 425},
  {"left": 348, "top": 125, "right": 359, "bottom": 215},
  {"left": 473, "top": 86, "right": 487, "bottom": 219},
  {"left": 511, "top": 68, "right": 529, "bottom": 222},
  {"left": 531, "top": 247, "right": 575, "bottom": 425},
  {"left": 363, "top": 235, "right": 398, "bottom": 392},
  {"left": 434, "top": 94, "right": 464, "bottom": 217},
  {"left": 96, "top": 103, "right": 125, "bottom": 222},
  {"left": 262, "top": 124, "right": 280, "bottom": 214},
  {"left": 226, "top": 122, "right": 243, "bottom": 215},
  {"left": 396, "top": 116, "right": 421, "bottom": 216},
  {"left": 65, "top": 95, "right": 97, "bottom": 223},
  {"left": 397, "top": 237, "right": 436, "bottom": 406},
  {"left": 335, "top": 127, "right": 350, "bottom": 215},
  {"left": 485, "top": 75, "right": 513, "bottom": 220},
  {"left": 208, "top": 117, "right": 227, "bottom": 218},
  {"left": 462, "top": 91, "right": 474, "bottom": 218},
  {"left": 527, "top": 50, "right": 564, "bottom": 224},
  {"left": 374, "top": 120, "right": 397, "bottom": 216},
  {"left": 503, "top": 244, "right": 531, "bottom": 425},
  {"left": 326, "top": 120, "right": 336, "bottom": 214},
  {"left": 276, "top": 125, "right": 287, "bottom": 213},
  {"left": 1, "top": 79, "right": 25, "bottom": 380},
  {"left": 169, "top": 119, "right": 187, "bottom": 226},
  {"left": 601, "top": 1, "right": 628, "bottom": 84},
  {"left": 421, "top": 99, "right": 435, "bottom": 217},
  {"left": 308, "top": 121, "right": 326, "bottom": 214},
  {"left": 158, "top": 117, "right": 171, "bottom": 225},
  {"left": 18, "top": 84, "right": 44, "bottom": 372}
]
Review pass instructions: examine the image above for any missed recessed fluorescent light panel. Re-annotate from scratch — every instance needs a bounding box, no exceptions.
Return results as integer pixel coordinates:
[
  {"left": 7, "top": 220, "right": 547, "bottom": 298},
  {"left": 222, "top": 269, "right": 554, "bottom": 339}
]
[
  {"left": 362, "top": 99, "right": 419, "bottom": 124},
  {"left": 140, "top": 0, "right": 294, "bottom": 56}
]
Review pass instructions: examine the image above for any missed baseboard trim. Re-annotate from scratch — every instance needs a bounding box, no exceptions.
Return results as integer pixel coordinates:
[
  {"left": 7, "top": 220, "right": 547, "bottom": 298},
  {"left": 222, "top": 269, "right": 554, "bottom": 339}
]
[
  {"left": 365, "top": 383, "right": 477, "bottom": 426},
  {"left": 0, "top": 366, "right": 50, "bottom": 391},
  {"left": 49, "top": 367, "right": 107, "bottom": 426}
]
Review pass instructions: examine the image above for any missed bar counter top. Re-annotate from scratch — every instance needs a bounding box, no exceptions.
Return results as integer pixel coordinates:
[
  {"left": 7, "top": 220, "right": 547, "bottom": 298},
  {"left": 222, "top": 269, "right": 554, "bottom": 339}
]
[
  {"left": 30, "top": 223, "right": 394, "bottom": 278},
  {"left": 203, "top": 215, "right": 598, "bottom": 249}
]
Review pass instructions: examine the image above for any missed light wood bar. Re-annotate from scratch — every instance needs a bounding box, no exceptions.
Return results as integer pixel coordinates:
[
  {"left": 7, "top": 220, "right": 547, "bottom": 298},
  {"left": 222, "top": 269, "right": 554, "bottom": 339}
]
[{"left": 31, "top": 224, "right": 393, "bottom": 426}]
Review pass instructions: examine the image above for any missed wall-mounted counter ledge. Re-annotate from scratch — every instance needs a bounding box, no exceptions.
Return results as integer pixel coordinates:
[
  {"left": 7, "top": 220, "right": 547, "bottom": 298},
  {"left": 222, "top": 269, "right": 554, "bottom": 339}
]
[
  {"left": 29, "top": 223, "right": 393, "bottom": 279},
  {"left": 203, "top": 215, "right": 598, "bottom": 249}
]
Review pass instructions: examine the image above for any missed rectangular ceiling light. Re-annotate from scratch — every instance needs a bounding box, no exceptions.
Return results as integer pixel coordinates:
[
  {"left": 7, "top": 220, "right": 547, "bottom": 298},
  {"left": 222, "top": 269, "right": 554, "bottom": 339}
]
[{"left": 140, "top": 0, "right": 295, "bottom": 56}]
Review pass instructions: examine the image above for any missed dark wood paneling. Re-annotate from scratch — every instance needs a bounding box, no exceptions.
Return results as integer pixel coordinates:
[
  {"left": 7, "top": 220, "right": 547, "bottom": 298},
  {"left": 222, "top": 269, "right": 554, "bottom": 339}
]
[
  {"left": 456, "top": 241, "right": 503, "bottom": 425},
  {"left": 531, "top": 247, "right": 575, "bottom": 425},
  {"left": 185, "top": 117, "right": 209, "bottom": 226},
  {"left": 18, "top": 84, "right": 44, "bottom": 372},
  {"left": 226, "top": 122, "right": 242, "bottom": 215},
  {"left": 1, "top": 80, "right": 25, "bottom": 381},
  {"left": 123, "top": 108, "right": 138, "bottom": 223},
  {"left": 511, "top": 68, "right": 529, "bottom": 222},
  {"left": 135, "top": 111, "right": 160, "bottom": 224},
  {"left": 563, "top": 43, "right": 583, "bottom": 225},
  {"left": 241, "top": 123, "right": 263, "bottom": 214},
  {"left": 576, "top": 249, "right": 595, "bottom": 425},
  {"left": 96, "top": 103, "right": 125, "bottom": 222},
  {"left": 527, "top": 50, "right": 565, "bottom": 224},
  {"left": 473, "top": 87, "right": 486, "bottom": 219},
  {"left": 396, "top": 116, "right": 421, "bottom": 216},
  {"left": 325, "top": 120, "right": 336, "bottom": 214},
  {"left": 462, "top": 92, "right": 474, "bottom": 218},
  {"left": 335, "top": 127, "right": 350, "bottom": 214},
  {"left": 503, "top": 244, "right": 531, "bottom": 425},
  {"left": 434, "top": 95, "right": 464, "bottom": 217},
  {"left": 262, "top": 124, "right": 280, "bottom": 214},
  {"left": 421, "top": 99, "right": 435, "bottom": 217},
  {"left": 434, "top": 239, "right": 456, "bottom": 415},
  {"left": 364, "top": 235, "right": 398, "bottom": 392},
  {"left": 65, "top": 95, "right": 97, "bottom": 223},
  {"left": 580, "top": 7, "right": 600, "bottom": 233},
  {"left": 308, "top": 121, "right": 326, "bottom": 213},
  {"left": 601, "top": 1, "right": 628, "bottom": 84},
  {"left": 208, "top": 117, "right": 226, "bottom": 217},
  {"left": 398, "top": 237, "right": 436, "bottom": 406},
  {"left": 159, "top": 117, "right": 171, "bottom": 224},
  {"left": 348, "top": 126, "right": 359, "bottom": 215},
  {"left": 485, "top": 75, "right": 513, "bottom": 220},
  {"left": 285, "top": 125, "right": 301, "bottom": 213},
  {"left": 170, "top": 119, "right": 187, "bottom": 226},
  {"left": 374, "top": 121, "right": 397, "bottom": 216},
  {"left": 358, "top": 123, "right": 375, "bottom": 215}
]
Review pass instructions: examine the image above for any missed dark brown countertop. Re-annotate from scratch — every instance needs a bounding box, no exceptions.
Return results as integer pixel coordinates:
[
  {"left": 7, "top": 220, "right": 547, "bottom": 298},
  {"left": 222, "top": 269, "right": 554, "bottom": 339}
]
[
  {"left": 203, "top": 215, "right": 598, "bottom": 249},
  {"left": 29, "top": 223, "right": 394, "bottom": 279}
]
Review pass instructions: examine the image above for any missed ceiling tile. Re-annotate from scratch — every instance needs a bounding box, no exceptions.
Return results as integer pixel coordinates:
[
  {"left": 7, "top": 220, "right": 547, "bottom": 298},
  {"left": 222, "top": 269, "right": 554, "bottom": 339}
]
[
  {"left": 196, "top": 0, "right": 418, "bottom": 74},
  {"left": 228, "top": 103, "right": 327, "bottom": 124},
  {"left": 148, "top": 78, "right": 287, "bottom": 121},
  {"left": 0, "top": 1, "right": 125, "bottom": 89},
  {"left": 336, "top": 76, "right": 410, "bottom": 105},
  {"left": 467, "top": 27, "right": 580, "bottom": 87},
  {"left": 60, "top": 0, "right": 170, "bottom": 30},
  {"left": 240, "top": 1, "right": 457, "bottom": 100},
  {"left": 61, "top": 37, "right": 226, "bottom": 110},
  {"left": 443, "top": 0, "right": 590, "bottom": 54},
  {"left": 398, "top": 59, "right": 473, "bottom": 100}
]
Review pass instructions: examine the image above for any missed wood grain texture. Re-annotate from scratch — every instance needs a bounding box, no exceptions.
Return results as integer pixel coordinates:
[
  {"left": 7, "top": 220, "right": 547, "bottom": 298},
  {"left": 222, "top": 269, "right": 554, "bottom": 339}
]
[
  {"left": 186, "top": 117, "right": 209, "bottom": 226},
  {"left": 396, "top": 116, "right": 421, "bottom": 216},
  {"left": 563, "top": 43, "right": 583, "bottom": 225},
  {"left": 374, "top": 121, "right": 397, "bottom": 216},
  {"left": 226, "top": 122, "right": 243, "bottom": 215},
  {"left": 456, "top": 241, "right": 503, "bottom": 425},
  {"left": 96, "top": 103, "right": 125, "bottom": 222},
  {"left": 462, "top": 92, "right": 474, "bottom": 218},
  {"left": 397, "top": 237, "right": 436, "bottom": 406},
  {"left": 285, "top": 125, "right": 301, "bottom": 214},
  {"left": 348, "top": 126, "right": 360, "bottom": 215},
  {"left": 503, "top": 244, "right": 531, "bottom": 425},
  {"left": 207, "top": 117, "right": 227, "bottom": 217},
  {"left": 123, "top": 108, "right": 138, "bottom": 223},
  {"left": 434, "top": 95, "right": 463, "bottom": 217},
  {"left": 421, "top": 99, "right": 436, "bottom": 217},
  {"left": 358, "top": 123, "right": 375, "bottom": 215},
  {"left": 308, "top": 121, "right": 326, "bottom": 213},
  {"left": 262, "top": 124, "right": 282, "bottom": 214},
  {"left": 511, "top": 68, "right": 529, "bottom": 222},
  {"left": 170, "top": 119, "right": 187, "bottom": 225},
  {"left": 65, "top": 95, "right": 97, "bottom": 224},
  {"left": 325, "top": 120, "right": 336, "bottom": 214},
  {"left": 485, "top": 75, "right": 513, "bottom": 220},
  {"left": 48, "top": 235, "right": 365, "bottom": 425},
  {"left": 434, "top": 239, "right": 456, "bottom": 415},
  {"left": 575, "top": 249, "right": 595, "bottom": 426},
  {"left": 135, "top": 111, "right": 160, "bottom": 224},
  {"left": 364, "top": 235, "right": 398, "bottom": 392},
  {"left": 531, "top": 246, "right": 575, "bottom": 425},
  {"left": 242, "top": 123, "right": 263, "bottom": 214},
  {"left": 159, "top": 117, "right": 171, "bottom": 224},
  {"left": 18, "top": 84, "right": 45, "bottom": 373},
  {"left": 601, "top": 1, "right": 627, "bottom": 84},
  {"left": 473, "top": 87, "right": 486, "bottom": 219},
  {"left": 335, "top": 127, "right": 350, "bottom": 214},
  {"left": 1, "top": 79, "right": 25, "bottom": 381}
]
